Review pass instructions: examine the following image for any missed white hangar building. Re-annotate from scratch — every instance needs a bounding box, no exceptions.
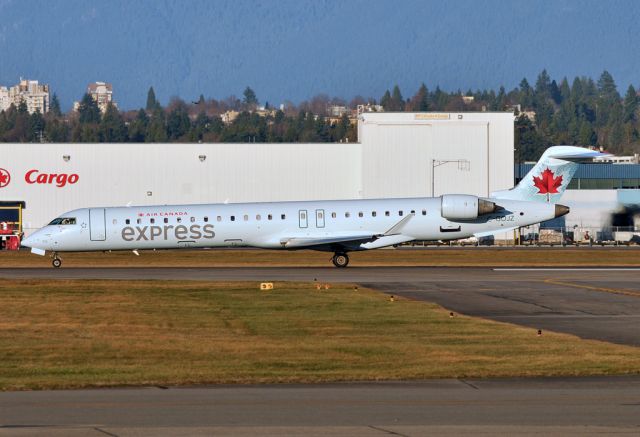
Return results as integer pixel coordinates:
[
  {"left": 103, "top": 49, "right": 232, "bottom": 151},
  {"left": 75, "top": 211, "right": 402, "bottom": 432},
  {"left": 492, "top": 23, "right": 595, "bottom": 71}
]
[{"left": 0, "top": 112, "right": 514, "bottom": 235}]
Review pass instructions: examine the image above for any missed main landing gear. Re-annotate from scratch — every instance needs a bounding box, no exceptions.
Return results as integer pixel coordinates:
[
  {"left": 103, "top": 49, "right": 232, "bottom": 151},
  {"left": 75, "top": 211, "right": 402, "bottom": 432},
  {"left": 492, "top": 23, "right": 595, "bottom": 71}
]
[
  {"left": 52, "top": 253, "right": 62, "bottom": 269},
  {"left": 332, "top": 252, "right": 349, "bottom": 268}
]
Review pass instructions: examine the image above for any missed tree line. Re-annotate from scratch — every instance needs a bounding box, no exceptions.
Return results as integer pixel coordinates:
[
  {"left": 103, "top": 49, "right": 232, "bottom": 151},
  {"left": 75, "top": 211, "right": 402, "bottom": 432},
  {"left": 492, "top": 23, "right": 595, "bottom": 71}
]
[{"left": 0, "top": 71, "right": 638, "bottom": 160}]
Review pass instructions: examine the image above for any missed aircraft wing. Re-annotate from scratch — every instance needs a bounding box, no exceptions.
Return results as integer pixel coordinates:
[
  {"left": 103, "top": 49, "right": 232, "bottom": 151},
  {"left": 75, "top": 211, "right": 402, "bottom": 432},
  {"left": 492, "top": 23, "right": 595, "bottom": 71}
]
[
  {"left": 279, "top": 214, "right": 416, "bottom": 250},
  {"left": 280, "top": 233, "right": 377, "bottom": 249}
]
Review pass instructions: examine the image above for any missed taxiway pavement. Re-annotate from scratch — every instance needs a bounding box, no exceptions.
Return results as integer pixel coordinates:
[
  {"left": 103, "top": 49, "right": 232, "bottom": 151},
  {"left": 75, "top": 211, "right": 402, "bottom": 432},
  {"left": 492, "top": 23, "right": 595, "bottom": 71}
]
[{"left": 2, "top": 377, "right": 640, "bottom": 435}]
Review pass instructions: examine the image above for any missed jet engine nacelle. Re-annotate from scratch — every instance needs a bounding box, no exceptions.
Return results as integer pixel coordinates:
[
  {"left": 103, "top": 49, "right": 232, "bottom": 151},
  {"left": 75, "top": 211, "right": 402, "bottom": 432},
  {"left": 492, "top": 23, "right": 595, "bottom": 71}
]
[{"left": 441, "top": 194, "right": 497, "bottom": 220}]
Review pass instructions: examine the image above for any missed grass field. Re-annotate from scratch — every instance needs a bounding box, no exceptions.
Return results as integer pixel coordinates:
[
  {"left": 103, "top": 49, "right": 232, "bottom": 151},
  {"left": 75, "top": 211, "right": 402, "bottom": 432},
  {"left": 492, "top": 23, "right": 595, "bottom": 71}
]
[
  {"left": 1, "top": 279, "right": 640, "bottom": 390},
  {"left": 2, "top": 247, "right": 640, "bottom": 268}
]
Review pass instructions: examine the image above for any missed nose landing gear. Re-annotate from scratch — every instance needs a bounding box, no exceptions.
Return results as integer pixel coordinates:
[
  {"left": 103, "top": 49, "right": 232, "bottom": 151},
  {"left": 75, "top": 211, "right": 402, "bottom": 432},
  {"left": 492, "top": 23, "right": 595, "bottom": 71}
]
[
  {"left": 52, "top": 253, "right": 62, "bottom": 268},
  {"left": 332, "top": 252, "right": 349, "bottom": 268}
]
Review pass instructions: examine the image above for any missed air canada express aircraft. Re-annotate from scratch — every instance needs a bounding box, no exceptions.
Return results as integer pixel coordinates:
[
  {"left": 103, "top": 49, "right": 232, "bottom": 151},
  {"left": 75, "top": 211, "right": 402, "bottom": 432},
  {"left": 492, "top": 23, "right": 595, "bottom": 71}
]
[{"left": 23, "top": 146, "right": 604, "bottom": 268}]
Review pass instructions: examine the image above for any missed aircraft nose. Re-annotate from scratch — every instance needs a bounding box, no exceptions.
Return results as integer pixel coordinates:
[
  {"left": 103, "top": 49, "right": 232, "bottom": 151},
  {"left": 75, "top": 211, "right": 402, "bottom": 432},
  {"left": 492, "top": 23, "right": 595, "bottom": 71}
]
[
  {"left": 21, "top": 234, "right": 34, "bottom": 248},
  {"left": 554, "top": 204, "right": 570, "bottom": 218}
]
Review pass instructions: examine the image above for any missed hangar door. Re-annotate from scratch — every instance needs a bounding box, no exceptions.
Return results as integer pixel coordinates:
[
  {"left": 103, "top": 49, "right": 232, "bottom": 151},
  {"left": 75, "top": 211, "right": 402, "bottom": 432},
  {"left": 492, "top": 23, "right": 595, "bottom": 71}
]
[{"left": 89, "top": 208, "right": 106, "bottom": 241}]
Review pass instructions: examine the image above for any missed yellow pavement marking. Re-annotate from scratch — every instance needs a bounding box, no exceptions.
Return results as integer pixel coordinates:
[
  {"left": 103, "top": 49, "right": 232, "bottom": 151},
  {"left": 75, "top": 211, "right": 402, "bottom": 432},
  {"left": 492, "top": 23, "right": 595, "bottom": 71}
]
[{"left": 544, "top": 279, "right": 640, "bottom": 298}]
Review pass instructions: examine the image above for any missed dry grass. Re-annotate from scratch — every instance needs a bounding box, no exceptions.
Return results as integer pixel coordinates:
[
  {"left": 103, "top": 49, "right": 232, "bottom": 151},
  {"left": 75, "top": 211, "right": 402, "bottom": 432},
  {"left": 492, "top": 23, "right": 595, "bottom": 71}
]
[
  {"left": 1, "top": 279, "right": 639, "bottom": 390},
  {"left": 2, "top": 247, "right": 640, "bottom": 268}
]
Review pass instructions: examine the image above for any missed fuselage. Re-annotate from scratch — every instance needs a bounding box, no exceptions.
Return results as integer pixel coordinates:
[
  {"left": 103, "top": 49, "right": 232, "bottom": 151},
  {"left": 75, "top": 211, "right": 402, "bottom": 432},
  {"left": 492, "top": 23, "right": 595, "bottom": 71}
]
[{"left": 23, "top": 196, "right": 560, "bottom": 253}]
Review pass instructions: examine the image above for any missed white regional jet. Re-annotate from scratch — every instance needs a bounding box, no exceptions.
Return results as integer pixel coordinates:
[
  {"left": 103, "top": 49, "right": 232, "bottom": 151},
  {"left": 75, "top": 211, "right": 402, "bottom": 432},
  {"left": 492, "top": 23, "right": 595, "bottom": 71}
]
[{"left": 22, "top": 146, "right": 604, "bottom": 268}]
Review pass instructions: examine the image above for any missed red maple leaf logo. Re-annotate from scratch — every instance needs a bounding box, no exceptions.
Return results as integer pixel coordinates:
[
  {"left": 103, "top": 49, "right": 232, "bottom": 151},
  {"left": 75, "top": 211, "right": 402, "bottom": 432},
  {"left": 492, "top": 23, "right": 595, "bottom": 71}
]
[
  {"left": 0, "top": 168, "right": 10, "bottom": 188},
  {"left": 533, "top": 168, "right": 563, "bottom": 194}
]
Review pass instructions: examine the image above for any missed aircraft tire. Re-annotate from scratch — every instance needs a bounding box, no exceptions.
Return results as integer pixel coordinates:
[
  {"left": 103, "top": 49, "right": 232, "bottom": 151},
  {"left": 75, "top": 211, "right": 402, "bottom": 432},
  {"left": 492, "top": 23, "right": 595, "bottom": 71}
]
[
  {"left": 332, "top": 253, "right": 349, "bottom": 268},
  {"left": 52, "top": 258, "right": 62, "bottom": 268}
]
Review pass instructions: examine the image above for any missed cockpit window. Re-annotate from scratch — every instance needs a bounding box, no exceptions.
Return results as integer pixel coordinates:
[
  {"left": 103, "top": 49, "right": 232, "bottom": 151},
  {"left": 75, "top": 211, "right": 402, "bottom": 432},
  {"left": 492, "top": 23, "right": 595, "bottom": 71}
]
[{"left": 49, "top": 217, "right": 76, "bottom": 225}]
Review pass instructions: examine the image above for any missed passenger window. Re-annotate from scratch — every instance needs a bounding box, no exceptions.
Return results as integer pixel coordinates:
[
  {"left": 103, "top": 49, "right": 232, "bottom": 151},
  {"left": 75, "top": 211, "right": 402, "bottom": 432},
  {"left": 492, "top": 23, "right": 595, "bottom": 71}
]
[
  {"left": 385, "top": 211, "right": 390, "bottom": 216},
  {"left": 301, "top": 212, "right": 306, "bottom": 219},
  {"left": 422, "top": 210, "right": 427, "bottom": 216},
  {"left": 372, "top": 211, "right": 377, "bottom": 217},
  {"left": 164, "top": 218, "right": 168, "bottom": 224},
  {"left": 244, "top": 215, "right": 249, "bottom": 221},
  {"left": 398, "top": 211, "right": 403, "bottom": 216},
  {"left": 204, "top": 216, "right": 209, "bottom": 222},
  {"left": 191, "top": 217, "right": 196, "bottom": 223},
  {"left": 137, "top": 218, "right": 141, "bottom": 224},
  {"left": 268, "top": 214, "right": 272, "bottom": 220},
  {"left": 113, "top": 219, "right": 117, "bottom": 225},
  {"left": 358, "top": 212, "right": 363, "bottom": 218},
  {"left": 411, "top": 210, "right": 415, "bottom": 214},
  {"left": 150, "top": 218, "right": 155, "bottom": 224},
  {"left": 331, "top": 212, "right": 336, "bottom": 218},
  {"left": 231, "top": 216, "right": 235, "bottom": 221},
  {"left": 281, "top": 214, "right": 286, "bottom": 220},
  {"left": 256, "top": 214, "right": 261, "bottom": 221},
  {"left": 177, "top": 218, "right": 182, "bottom": 223},
  {"left": 318, "top": 212, "right": 323, "bottom": 219},
  {"left": 345, "top": 212, "right": 350, "bottom": 218},
  {"left": 125, "top": 219, "right": 130, "bottom": 225},
  {"left": 217, "top": 216, "right": 222, "bottom": 222}
]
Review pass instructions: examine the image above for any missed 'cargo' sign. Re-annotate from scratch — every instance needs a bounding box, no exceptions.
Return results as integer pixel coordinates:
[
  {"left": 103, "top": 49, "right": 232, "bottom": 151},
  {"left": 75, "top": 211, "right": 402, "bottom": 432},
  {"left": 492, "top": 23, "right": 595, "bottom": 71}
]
[{"left": 25, "top": 170, "right": 79, "bottom": 187}]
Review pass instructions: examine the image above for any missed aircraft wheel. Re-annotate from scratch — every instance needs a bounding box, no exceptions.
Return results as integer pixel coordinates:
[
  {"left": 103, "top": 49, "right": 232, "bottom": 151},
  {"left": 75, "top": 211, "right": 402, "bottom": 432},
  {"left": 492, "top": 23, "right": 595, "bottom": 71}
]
[
  {"left": 52, "top": 257, "right": 62, "bottom": 269},
  {"left": 332, "top": 253, "right": 349, "bottom": 268}
]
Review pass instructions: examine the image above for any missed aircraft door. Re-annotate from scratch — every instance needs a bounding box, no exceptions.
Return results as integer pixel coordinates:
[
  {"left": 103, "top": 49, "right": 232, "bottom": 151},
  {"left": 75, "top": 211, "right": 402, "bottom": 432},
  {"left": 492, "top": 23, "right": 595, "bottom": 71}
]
[
  {"left": 89, "top": 208, "right": 106, "bottom": 241},
  {"left": 315, "top": 209, "right": 325, "bottom": 228},
  {"left": 298, "top": 210, "right": 308, "bottom": 228}
]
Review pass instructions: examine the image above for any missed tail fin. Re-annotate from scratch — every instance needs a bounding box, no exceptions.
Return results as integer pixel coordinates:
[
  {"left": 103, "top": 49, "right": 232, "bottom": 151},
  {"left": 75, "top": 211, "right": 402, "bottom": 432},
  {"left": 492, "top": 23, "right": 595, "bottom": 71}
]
[{"left": 491, "top": 146, "right": 608, "bottom": 203}]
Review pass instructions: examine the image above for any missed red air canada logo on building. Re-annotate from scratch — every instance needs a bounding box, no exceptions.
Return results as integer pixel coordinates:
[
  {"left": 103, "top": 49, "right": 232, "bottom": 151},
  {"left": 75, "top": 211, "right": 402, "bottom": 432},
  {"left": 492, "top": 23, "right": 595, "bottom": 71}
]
[
  {"left": 0, "top": 168, "right": 10, "bottom": 188},
  {"left": 533, "top": 168, "right": 563, "bottom": 194}
]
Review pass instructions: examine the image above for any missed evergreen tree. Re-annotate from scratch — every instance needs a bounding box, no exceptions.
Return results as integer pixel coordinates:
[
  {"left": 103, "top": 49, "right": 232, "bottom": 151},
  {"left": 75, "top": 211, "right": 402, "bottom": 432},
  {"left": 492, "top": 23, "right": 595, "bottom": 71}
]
[
  {"left": 167, "top": 103, "right": 191, "bottom": 140},
  {"left": 414, "top": 83, "right": 429, "bottom": 111},
  {"left": 77, "top": 93, "right": 101, "bottom": 124},
  {"left": 28, "top": 110, "right": 45, "bottom": 142},
  {"left": 390, "top": 85, "right": 404, "bottom": 111},
  {"left": 243, "top": 86, "right": 258, "bottom": 107},
  {"left": 518, "top": 78, "right": 533, "bottom": 109},
  {"left": 380, "top": 90, "right": 392, "bottom": 110},
  {"left": 50, "top": 93, "right": 62, "bottom": 116},
  {"left": 146, "top": 108, "right": 168, "bottom": 142},
  {"left": 623, "top": 85, "right": 638, "bottom": 122},
  {"left": 146, "top": 87, "right": 159, "bottom": 111},
  {"left": 99, "top": 103, "right": 128, "bottom": 142},
  {"left": 128, "top": 109, "right": 149, "bottom": 142}
]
